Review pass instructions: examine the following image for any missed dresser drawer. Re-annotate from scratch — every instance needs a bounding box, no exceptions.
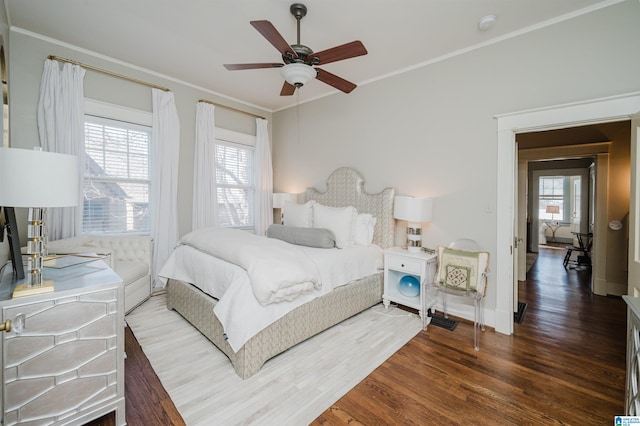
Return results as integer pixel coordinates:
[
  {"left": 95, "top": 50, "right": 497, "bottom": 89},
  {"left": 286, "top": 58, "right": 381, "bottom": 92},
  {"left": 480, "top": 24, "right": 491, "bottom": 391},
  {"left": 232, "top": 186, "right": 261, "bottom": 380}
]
[{"left": 385, "top": 255, "right": 423, "bottom": 275}]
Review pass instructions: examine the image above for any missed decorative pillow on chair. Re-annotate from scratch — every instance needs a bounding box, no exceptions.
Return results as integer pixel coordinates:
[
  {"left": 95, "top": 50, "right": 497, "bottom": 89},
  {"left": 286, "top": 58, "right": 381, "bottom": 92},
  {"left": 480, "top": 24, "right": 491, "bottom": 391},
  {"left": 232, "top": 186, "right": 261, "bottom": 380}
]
[
  {"left": 284, "top": 200, "right": 315, "bottom": 227},
  {"left": 437, "top": 246, "right": 490, "bottom": 296},
  {"left": 313, "top": 203, "right": 358, "bottom": 249}
]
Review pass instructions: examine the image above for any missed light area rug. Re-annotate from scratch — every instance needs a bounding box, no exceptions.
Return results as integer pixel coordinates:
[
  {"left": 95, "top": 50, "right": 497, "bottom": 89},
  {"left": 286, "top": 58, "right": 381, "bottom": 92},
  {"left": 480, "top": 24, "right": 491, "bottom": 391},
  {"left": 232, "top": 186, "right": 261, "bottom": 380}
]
[{"left": 126, "top": 294, "right": 422, "bottom": 426}]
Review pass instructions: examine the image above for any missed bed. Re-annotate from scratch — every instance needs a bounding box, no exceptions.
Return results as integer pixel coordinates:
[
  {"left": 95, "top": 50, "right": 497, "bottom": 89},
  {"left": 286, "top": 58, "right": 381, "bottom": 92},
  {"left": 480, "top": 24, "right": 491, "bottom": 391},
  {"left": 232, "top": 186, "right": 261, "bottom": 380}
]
[{"left": 164, "top": 167, "right": 395, "bottom": 379}]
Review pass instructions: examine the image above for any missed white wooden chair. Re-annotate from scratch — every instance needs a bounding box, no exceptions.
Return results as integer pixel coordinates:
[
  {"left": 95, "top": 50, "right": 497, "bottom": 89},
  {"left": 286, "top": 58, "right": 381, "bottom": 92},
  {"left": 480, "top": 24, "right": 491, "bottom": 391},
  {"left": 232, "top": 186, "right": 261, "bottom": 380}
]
[{"left": 436, "top": 240, "right": 490, "bottom": 351}]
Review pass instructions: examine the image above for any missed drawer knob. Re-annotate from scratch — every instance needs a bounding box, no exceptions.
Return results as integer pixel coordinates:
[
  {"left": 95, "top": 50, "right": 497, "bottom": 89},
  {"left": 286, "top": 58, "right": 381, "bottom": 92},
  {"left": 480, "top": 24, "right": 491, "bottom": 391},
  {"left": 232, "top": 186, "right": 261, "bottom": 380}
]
[
  {"left": 0, "top": 319, "right": 10, "bottom": 333},
  {"left": 401, "top": 263, "right": 405, "bottom": 267}
]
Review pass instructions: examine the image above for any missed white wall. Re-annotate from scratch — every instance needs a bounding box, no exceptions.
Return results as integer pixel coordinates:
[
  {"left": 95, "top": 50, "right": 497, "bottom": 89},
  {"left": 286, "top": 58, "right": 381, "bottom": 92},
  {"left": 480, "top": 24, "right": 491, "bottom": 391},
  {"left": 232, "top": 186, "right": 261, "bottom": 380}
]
[
  {"left": 272, "top": 1, "right": 640, "bottom": 318},
  {"left": 6, "top": 29, "right": 272, "bottom": 244}
]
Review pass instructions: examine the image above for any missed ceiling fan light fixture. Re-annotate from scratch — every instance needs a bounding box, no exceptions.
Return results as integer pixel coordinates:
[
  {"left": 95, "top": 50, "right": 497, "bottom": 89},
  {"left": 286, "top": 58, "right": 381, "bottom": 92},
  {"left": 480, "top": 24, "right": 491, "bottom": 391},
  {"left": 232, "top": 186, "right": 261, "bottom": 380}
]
[{"left": 280, "top": 63, "right": 316, "bottom": 87}]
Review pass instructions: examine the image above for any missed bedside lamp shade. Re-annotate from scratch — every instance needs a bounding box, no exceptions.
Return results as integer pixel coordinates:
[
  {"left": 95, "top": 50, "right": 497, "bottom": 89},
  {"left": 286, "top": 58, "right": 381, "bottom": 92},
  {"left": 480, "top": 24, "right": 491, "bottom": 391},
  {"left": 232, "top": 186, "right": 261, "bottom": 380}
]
[
  {"left": 394, "top": 196, "right": 433, "bottom": 253},
  {"left": 273, "top": 193, "right": 296, "bottom": 209},
  {"left": 0, "top": 147, "right": 79, "bottom": 295}
]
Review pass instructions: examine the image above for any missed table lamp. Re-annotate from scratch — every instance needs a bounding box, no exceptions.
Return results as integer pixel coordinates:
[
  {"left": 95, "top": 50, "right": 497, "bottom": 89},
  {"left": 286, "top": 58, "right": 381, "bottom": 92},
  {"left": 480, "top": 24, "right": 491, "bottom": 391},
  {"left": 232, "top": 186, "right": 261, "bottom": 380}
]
[
  {"left": 273, "top": 192, "right": 296, "bottom": 225},
  {"left": 0, "top": 147, "right": 79, "bottom": 297},
  {"left": 546, "top": 205, "right": 560, "bottom": 221},
  {"left": 394, "top": 196, "right": 433, "bottom": 253}
]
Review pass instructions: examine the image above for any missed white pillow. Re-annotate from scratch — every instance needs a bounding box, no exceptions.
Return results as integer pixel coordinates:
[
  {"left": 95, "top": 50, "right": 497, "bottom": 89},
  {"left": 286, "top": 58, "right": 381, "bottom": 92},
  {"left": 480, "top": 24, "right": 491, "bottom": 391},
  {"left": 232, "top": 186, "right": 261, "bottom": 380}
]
[
  {"left": 313, "top": 203, "right": 358, "bottom": 249},
  {"left": 284, "top": 200, "right": 315, "bottom": 227},
  {"left": 354, "top": 213, "right": 377, "bottom": 246}
]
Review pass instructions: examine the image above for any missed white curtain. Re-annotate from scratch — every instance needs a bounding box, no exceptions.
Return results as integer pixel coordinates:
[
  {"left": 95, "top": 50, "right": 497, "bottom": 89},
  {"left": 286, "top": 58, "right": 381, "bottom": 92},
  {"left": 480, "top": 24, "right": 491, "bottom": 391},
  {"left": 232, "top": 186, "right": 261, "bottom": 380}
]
[
  {"left": 151, "top": 88, "right": 180, "bottom": 288},
  {"left": 254, "top": 118, "right": 273, "bottom": 236},
  {"left": 192, "top": 102, "right": 218, "bottom": 230},
  {"left": 36, "top": 59, "right": 85, "bottom": 240}
]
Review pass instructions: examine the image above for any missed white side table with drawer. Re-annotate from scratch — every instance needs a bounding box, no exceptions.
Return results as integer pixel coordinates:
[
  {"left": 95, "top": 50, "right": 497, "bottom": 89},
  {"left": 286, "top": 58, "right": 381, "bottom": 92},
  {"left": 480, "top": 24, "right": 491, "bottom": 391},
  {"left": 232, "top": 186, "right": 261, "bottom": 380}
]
[{"left": 383, "top": 247, "right": 437, "bottom": 329}]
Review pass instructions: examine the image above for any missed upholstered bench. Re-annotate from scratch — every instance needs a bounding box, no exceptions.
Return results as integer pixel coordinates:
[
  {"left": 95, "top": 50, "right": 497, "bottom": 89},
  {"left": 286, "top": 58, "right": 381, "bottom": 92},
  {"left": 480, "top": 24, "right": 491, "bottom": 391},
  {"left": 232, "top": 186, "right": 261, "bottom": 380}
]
[{"left": 45, "top": 235, "right": 153, "bottom": 313}]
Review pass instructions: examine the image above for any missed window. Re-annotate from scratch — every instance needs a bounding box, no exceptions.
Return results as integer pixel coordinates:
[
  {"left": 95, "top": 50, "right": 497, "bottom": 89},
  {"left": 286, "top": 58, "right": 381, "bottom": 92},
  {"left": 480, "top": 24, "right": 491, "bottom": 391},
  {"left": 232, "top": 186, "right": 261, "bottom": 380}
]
[
  {"left": 539, "top": 176, "right": 564, "bottom": 220},
  {"left": 538, "top": 175, "right": 581, "bottom": 222},
  {"left": 215, "top": 129, "right": 255, "bottom": 228},
  {"left": 83, "top": 101, "right": 152, "bottom": 235}
]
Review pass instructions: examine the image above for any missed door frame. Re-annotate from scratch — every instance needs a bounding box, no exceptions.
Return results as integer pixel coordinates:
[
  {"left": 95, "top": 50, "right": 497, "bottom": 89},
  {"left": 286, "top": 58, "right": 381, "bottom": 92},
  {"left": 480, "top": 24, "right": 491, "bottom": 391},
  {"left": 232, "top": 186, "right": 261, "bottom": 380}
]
[{"left": 494, "top": 91, "right": 640, "bottom": 335}]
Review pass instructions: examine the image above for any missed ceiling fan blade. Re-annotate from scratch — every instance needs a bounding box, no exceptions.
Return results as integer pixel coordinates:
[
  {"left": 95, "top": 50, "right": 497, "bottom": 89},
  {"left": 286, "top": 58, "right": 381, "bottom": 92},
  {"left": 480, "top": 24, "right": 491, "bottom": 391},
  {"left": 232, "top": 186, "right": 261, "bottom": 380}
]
[
  {"left": 280, "top": 81, "right": 296, "bottom": 96},
  {"left": 250, "top": 20, "right": 298, "bottom": 59},
  {"left": 315, "top": 68, "right": 357, "bottom": 94},
  {"left": 310, "top": 41, "right": 367, "bottom": 65},
  {"left": 224, "top": 63, "right": 283, "bottom": 70}
]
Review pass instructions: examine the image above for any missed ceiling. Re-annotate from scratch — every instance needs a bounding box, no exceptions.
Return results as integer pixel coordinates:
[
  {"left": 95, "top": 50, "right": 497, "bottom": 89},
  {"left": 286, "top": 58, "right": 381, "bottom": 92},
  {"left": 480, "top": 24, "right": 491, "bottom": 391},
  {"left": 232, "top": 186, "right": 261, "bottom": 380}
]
[{"left": 4, "top": 0, "right": 618, "bottom": 111}]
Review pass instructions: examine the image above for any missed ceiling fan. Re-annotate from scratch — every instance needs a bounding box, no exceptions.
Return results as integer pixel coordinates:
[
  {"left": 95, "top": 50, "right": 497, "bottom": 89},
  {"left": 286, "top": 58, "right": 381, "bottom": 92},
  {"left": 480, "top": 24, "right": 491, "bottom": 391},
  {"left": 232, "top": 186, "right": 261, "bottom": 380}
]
[{"left": 224, "top": 3, "right": 367, "bottom": 96}]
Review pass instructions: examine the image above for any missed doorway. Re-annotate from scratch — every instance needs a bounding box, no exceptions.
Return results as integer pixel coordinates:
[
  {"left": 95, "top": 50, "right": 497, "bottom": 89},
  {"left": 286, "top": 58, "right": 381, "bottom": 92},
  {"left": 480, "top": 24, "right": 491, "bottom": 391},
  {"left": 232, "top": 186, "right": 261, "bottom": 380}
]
[
  {"left": 494, "top": 92, "right": 640, "bottom": 336},
  {"left": 515, "top": 122, "right": 630, "bottom": 294}
]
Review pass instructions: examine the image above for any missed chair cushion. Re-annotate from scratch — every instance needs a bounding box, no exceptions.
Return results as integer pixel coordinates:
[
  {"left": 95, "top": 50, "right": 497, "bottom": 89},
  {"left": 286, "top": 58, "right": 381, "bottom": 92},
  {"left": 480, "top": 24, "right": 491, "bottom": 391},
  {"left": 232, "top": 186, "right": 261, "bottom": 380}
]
[
  {"left": 115, "top": 260, "right": 149, "bottom": 285},
  {"left": 437, "top": 246, "right": 490, "bottom": 296}
]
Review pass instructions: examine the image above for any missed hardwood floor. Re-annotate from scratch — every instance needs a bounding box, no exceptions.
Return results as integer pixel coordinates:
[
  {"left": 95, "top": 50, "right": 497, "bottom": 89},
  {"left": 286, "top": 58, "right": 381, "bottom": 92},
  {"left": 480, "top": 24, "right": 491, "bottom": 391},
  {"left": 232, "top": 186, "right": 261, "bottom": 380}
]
[
  {"left": 314, "top": 245, "right": 626, "bottom": 425},
  {"left": 86, "top": 246, "right": 626, "bottom": 425},
  {"left": 84, "top": 323, "right": 185, "bottom": 426}
]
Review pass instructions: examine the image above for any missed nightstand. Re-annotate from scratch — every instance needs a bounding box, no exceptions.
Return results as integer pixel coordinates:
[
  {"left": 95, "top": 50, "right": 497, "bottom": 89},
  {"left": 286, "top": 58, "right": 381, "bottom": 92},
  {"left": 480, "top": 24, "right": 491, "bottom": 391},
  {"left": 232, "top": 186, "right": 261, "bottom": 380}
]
[
  {"left": 383, "top": 247, "right": 437, "bottom": 329},
  {"left": 0, "top": 259, "right": 125, "bottom": 425}
]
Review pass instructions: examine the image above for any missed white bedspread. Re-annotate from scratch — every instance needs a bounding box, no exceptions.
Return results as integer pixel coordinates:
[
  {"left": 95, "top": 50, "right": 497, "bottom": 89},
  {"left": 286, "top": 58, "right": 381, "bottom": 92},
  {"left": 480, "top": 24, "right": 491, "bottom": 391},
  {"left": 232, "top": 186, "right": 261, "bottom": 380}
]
[
  {"left": 180, "top": 228, "right": 321, "bottom": 305},
  {"left": 159, "top": 238, "right": 382, "bottom": 352}
]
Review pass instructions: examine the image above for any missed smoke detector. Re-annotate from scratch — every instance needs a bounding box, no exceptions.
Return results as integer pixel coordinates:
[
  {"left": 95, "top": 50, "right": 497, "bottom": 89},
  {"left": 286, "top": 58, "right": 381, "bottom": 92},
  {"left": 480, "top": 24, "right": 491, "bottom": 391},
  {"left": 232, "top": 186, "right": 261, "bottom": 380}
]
[{"left": 478, "top": 15, "right": 497, "bottom": 31}]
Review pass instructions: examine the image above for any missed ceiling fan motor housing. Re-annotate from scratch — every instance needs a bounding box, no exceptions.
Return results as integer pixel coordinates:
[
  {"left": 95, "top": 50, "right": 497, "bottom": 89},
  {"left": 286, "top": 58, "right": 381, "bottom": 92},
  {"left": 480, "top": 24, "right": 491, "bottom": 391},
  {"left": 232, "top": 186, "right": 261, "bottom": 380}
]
[{"left": 284, "top": 44, "right": 317, "bottom": 65}]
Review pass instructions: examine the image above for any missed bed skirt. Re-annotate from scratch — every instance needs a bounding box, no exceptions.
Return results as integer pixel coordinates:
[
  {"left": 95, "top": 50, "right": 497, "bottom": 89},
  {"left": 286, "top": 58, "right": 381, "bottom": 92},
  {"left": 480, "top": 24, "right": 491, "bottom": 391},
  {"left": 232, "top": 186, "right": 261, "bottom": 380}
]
[{"left": 166, "top": 272, "right": 383, "bottom": 379}]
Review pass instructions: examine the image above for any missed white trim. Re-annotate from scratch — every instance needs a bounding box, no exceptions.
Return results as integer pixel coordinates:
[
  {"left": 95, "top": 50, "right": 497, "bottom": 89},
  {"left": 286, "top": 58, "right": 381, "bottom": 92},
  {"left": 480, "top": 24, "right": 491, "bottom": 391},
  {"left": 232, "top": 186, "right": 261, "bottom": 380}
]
[
  {"left": 216, "top": 127, "right": 256, "bottom": 147},
  {"left": 495, "top": 92, "right": 640, "bottom": 336},
  {"left": 85, "top": 98, "right": 152, "bottom": 126},
  {"left": 496, "top": 91, "right": 640, "bottom": 131}
]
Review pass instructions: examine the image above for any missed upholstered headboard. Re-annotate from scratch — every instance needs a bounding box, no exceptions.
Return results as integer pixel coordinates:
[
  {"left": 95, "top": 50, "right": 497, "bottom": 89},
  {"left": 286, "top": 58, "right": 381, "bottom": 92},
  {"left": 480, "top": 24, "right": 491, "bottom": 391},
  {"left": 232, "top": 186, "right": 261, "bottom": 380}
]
[{"left": 302, "top": 168, "right": 395, "bottom": 249}]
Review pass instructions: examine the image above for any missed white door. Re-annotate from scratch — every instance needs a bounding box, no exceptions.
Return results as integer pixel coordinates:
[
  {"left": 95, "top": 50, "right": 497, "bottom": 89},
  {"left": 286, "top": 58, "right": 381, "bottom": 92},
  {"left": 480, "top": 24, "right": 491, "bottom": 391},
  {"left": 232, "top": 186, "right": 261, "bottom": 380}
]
[
  {"left": 628, "top": 113, "right": 640, "bottom": 296},
  {"left": 516, "top": 154, "right": 527, "bottom": 284}
]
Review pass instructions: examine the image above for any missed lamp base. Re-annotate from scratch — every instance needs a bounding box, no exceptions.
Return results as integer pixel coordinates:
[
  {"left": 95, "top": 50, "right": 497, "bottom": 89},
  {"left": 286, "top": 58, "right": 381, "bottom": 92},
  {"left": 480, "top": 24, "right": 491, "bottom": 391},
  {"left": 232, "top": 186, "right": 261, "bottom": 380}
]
[
  {"left": 12, "top": 280, "right": 55, "bottom": 298},
  {"left": 406, "top": 222, "right": 422, "bottom": 253}
]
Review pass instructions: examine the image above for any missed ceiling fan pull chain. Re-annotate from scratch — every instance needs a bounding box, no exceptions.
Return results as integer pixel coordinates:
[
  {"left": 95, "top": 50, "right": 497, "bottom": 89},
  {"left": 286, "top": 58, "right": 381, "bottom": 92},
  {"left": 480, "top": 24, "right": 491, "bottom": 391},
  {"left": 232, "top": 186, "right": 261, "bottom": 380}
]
[{"left": 296, "top": 90, "right": 301, "bottom": 144}]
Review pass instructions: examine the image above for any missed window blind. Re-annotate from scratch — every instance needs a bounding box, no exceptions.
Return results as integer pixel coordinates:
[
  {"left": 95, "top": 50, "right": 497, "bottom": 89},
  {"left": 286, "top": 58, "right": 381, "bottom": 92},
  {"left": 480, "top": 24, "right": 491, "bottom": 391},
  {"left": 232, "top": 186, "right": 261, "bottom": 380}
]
[
  {"left": 215, "top": 140, "right": 254, "bottom": 228},
  {"left": 83, "top": 115, "right": 151, "bottom": 234}
]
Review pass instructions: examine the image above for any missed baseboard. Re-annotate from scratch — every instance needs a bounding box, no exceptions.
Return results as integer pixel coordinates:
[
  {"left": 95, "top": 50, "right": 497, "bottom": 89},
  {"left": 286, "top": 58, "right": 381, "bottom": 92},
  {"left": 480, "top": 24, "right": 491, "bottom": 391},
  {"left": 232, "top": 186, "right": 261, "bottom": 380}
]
[
  {"left": 593, "top": 277, "right": 607, "bottom": 296},
  {"left": 607, "top": 281, "right": 627, "bottom": 297}
]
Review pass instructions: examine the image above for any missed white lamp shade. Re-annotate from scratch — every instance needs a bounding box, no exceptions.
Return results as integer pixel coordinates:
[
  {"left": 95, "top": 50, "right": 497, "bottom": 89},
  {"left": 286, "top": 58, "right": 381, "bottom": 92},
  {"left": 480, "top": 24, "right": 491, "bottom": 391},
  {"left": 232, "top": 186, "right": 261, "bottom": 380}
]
[
  {"left": 0, "top": 148, "right": 79, "bottom": 207},
  {"left": 393, "top": 196, "right": 433, "bottom": 223},
  {"left": 280, "top": 63, "right": 317, "bottom": 87},
  {"left": 273, "top": 192, "right": 297, "bottom": 209}
]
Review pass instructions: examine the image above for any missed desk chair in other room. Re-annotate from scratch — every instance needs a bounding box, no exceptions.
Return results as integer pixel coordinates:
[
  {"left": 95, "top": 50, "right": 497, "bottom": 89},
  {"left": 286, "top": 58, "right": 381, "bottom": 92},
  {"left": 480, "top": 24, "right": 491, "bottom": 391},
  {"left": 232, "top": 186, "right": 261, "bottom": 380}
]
[
  {"left": 563, "top": 233, "right": 593, "bottom": 269},
  {"left": 436, "top": 243, "right": 490, "bottom": 351}
]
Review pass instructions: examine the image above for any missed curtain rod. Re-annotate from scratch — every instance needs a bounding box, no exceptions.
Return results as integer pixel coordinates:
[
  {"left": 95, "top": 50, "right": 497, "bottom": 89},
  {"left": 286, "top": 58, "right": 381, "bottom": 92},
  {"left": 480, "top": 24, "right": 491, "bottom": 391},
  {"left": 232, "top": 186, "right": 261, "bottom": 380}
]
[
  {"left": 48, "top": 55, "right": 171, "bottom": 92},
  {"left": 198, "top": 99, "right": 265, "bottom": 120}
]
